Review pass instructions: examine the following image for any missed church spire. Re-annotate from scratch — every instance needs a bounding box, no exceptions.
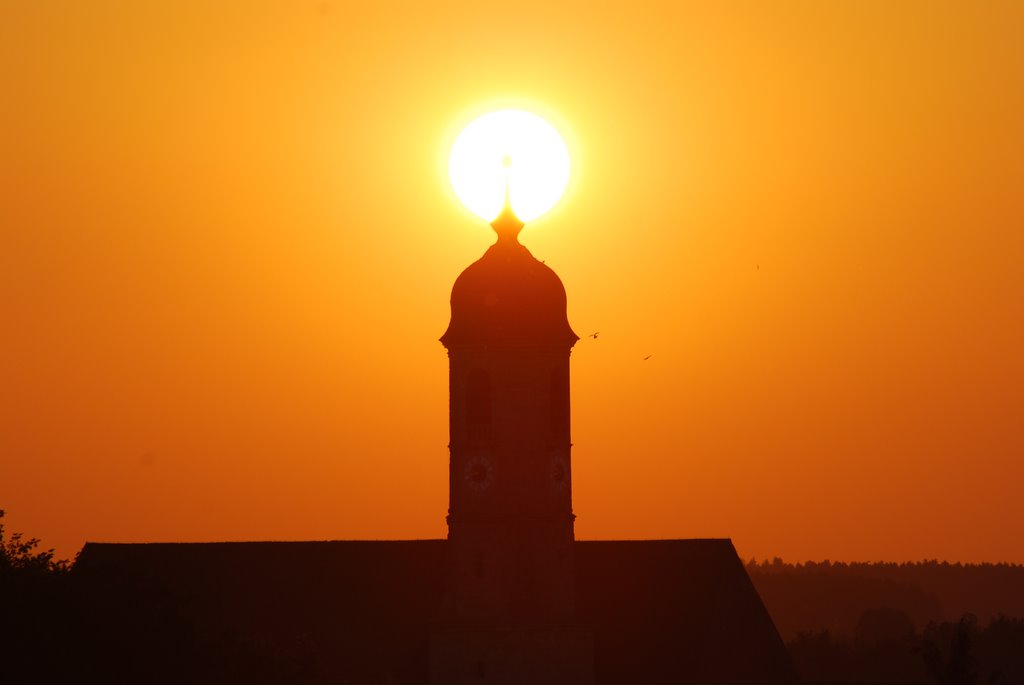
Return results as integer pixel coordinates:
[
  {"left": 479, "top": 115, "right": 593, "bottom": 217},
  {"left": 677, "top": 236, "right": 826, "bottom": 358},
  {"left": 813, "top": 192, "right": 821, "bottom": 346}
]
[{"left": 491, "top": 154, "right": 524, "bottom": 243}]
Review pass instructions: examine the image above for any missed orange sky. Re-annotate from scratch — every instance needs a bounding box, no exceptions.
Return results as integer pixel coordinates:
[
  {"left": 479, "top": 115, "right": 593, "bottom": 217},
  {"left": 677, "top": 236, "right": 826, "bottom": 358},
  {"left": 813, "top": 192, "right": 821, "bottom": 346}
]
[{"left": 2, "top": 2, "right": 1022, "bottom": 563}]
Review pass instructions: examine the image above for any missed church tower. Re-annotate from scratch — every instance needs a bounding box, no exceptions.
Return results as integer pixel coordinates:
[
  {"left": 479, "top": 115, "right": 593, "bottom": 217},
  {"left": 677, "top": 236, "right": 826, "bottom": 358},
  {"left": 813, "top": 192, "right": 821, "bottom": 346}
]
[{"left": 430, "top": 200, "right": 593, "bottom": 684}]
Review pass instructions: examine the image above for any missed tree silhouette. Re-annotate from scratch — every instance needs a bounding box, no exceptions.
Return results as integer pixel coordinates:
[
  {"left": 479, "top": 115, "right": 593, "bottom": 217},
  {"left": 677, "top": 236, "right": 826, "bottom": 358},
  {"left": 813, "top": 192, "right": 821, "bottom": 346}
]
[
  {"left": 0, "top": 508, "right": 74, "bottom": 684},
  {"left": 924, "top": 615, "right": 979, "bottom": 685},
  {"left": 0, "top": 509, "right": 69, "bottom": 575}
]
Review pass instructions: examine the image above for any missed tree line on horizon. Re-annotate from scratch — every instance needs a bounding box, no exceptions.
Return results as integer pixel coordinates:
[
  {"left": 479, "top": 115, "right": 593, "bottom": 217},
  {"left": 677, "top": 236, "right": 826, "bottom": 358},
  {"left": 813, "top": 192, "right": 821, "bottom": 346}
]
[
  {"left": 746, "top": 557, "right": 1024, "bottom": 642},
  {"left": 746, "top": 558, "right": 1024, "bottom": 684}
]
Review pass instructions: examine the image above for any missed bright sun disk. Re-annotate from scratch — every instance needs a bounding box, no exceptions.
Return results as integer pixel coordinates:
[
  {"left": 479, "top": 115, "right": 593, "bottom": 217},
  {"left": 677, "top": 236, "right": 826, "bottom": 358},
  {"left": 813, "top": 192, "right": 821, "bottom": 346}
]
[{"left": 448, "top": 109, "right": 570, "bottom": 224}]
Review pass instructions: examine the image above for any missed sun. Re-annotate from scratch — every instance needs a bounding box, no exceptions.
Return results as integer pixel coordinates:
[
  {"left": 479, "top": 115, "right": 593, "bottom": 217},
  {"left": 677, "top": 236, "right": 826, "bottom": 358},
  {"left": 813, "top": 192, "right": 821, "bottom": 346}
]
[{"left": 448, "top": 109, "right": 571, "bottom": 224}]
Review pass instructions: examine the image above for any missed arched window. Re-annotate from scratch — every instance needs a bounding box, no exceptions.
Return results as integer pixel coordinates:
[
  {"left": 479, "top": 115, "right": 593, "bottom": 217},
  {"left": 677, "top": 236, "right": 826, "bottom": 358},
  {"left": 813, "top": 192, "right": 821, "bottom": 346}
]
[
  {"left": 549, "top": 367, "right": 569, "bottom": 442},
  {"left": 474, "top": 550, "right": 485, "bottom": 579},
  {"left": 466, "top": 369, "right": 492, "bottom": 443}
]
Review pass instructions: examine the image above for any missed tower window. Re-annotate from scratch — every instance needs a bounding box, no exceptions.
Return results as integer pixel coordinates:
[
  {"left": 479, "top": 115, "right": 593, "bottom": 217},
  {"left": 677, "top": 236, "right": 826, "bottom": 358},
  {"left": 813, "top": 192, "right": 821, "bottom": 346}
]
[
  {"left": 549, "top": 367, "right": 569, "bottom": 441},
  {"left": 466, "top": 369, "right": 492, "bottom": 442},
  {"left": 474, "top": 550, "right": 485, "bottom": 579}
]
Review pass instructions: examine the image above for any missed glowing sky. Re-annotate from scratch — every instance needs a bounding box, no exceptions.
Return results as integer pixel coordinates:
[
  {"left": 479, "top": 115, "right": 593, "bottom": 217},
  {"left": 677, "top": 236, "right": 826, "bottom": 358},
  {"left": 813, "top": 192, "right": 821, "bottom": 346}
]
[{"left": 1, "top": 2, "right": 1022, "bottom": 563}]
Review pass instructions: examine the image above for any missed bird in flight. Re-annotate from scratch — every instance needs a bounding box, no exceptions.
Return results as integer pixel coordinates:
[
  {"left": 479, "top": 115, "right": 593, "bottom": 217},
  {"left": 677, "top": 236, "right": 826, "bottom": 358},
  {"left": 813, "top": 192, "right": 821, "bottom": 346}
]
[
  {"left": 589, "top": 332, "right": 599, "bottom": 339},
  {"left": 643, "top": 354, "right": 653, "bottom": 361}
]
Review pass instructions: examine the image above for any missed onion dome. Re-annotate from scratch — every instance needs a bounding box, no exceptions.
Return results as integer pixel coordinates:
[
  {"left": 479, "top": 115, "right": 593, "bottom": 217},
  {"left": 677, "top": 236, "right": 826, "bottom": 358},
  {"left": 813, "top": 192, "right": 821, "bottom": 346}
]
[{"left": 441, "top": 200, "right": 578, "bottom": 351}]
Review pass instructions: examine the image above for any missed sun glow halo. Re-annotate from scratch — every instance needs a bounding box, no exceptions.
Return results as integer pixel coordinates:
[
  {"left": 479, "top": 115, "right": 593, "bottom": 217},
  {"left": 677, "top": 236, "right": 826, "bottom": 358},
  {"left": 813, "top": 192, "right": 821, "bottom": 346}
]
[{"left": 448, "top": 109, "right": 571, "bottom": 224}]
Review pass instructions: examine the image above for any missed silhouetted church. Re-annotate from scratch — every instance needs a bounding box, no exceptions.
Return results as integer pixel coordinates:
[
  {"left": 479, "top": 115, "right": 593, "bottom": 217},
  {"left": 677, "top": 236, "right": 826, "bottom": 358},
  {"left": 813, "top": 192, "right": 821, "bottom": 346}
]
[{"left": 76, "top": 200, "right": 796, "bottom": 684}]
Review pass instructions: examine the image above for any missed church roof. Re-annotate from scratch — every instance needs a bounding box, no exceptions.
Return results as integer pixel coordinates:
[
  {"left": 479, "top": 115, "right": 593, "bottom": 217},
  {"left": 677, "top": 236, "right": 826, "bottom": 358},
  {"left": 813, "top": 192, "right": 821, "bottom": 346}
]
[{"left": 73, "top": 538, "right": 795, "bottom": 684}]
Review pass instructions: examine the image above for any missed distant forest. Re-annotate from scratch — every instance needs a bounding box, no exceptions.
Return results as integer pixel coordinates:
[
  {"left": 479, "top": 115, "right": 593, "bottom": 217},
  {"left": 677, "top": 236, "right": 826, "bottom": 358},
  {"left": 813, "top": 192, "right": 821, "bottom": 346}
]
[
  {"left": 746, "top": 557, "right": 1024, "bottom": 641},
  {"left": 747, "top": 558, "right": 1024, "bottom": 684}
]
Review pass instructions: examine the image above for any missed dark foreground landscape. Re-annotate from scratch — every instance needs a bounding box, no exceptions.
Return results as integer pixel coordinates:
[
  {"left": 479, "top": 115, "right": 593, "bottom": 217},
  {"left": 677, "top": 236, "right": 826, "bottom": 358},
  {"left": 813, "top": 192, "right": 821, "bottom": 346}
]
[{"left": 3, "top": 512, "right": 1022, "bottom": 684}]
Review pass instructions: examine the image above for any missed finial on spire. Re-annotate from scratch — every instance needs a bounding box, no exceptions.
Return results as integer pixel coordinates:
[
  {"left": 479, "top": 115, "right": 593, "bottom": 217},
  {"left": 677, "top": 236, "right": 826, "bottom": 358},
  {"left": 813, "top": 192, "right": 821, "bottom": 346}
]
[{"left": 491, "top": 154, "right": 524, "bottom": 242}]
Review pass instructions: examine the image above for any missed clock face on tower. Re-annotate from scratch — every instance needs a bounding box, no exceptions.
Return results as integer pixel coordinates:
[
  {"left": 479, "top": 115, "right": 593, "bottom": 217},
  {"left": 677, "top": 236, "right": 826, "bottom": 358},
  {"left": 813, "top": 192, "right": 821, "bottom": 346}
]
[
  {"left": 464, "top": 452, "right": 496, "bottom": 491},
  {"left": 549, "top": 451, "right": 569, "bottom": 491}
]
